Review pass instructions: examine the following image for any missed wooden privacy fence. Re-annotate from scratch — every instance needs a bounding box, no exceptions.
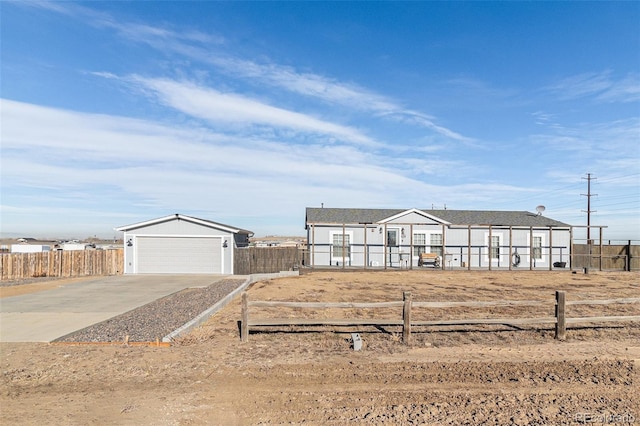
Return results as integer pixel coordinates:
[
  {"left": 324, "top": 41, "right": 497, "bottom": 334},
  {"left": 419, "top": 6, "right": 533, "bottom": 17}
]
[
  {"left": 0, "top": 249, "right": 123, "bottom": 281},
  {"left": 240, "top": 291, "right": 640, "bottom": 343},
  {"left": 234, "top": 247, "right": 306, "bottom": 275},
  {"left": 572, "top": 243, "right": 640, "bottom": 271}
]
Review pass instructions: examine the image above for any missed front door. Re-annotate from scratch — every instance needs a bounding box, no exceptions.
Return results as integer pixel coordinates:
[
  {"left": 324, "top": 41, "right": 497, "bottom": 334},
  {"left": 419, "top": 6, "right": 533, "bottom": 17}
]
[{"left": 387, "top": 229, "right": 399, "bottom": 267}]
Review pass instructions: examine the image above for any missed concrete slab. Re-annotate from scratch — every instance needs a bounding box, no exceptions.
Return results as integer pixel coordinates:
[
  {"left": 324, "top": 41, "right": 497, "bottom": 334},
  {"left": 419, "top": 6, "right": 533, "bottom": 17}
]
[{"left": 0, "top": 275, "right": 229, "bottom": 342}]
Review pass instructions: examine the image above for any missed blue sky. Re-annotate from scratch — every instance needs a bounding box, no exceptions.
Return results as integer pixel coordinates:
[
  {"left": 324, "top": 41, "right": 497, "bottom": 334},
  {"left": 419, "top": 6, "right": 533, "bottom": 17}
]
[{"left": 1, "top": 1, "right": 639, "bottom": 240}]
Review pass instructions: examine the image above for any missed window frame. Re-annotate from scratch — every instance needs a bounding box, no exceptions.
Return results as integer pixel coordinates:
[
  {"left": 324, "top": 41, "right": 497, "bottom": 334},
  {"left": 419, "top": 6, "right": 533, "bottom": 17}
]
[
  {"left": 330, "top": 230, "right": 353, "bottom": 261},
  {"left": 430, "top": 233, "right": 444, "bottom": 257},
  {"left": 413, "top": 231, "right": 443, "bottom": 258},
  {"left": 527, "top": 232, "right": 547, "bottom": 264},
  {"left": 484, "top": 232, "right": 504, "bottom": 264},
  {"left": 413, "top": 232, "right": 426, "bottom": 257}
]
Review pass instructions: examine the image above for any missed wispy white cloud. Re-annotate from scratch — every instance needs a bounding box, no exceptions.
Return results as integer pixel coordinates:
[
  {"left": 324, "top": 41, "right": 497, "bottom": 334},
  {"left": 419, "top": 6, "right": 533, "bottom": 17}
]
[
  {"left": 597, "top": 73, "right": 640, "bottom": 103},
  {"left": 128, "top": 76, "right": 379, "bottom": 146},
  {"left": 22, "top": 1, "right": 221, "bottom": 45},
  {"left": 531, "top": 111, "right": 559, "bottom": 126},
  {"left": 99, "top": 19, "right": 219, "bottom": 46},
  {"left": 547, "top": 70, "right": 640, "bottom": 103},
  {"left": 529, "top": 117, "right": 640, "bottom": 180},
  {"left": 445, "top": 77, "right": 520, "bottom": 100},
  {"left": 17, "top": 0, "right": 73, "bottom": 15},
  {"left": 196, "top": 57, "right": 474, "bottom": 142},
  {"left": 208, "top": 57, "right": 397, "bottom": 111}
]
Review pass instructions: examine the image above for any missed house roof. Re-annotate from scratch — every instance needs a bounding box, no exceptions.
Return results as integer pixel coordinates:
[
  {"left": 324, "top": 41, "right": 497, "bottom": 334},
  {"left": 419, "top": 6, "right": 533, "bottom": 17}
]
[
  {"left": 305, "top": 208, "right": 571, "bottom": 228},
  {"left": 115, "top": 214, "right": 253, "bottom": 235}
]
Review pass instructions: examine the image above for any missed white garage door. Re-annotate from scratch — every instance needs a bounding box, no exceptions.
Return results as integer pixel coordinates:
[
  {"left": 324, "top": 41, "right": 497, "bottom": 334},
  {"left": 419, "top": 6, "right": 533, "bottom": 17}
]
[{"left": 136, "top": 237, "right": 222, "bottom": 274}]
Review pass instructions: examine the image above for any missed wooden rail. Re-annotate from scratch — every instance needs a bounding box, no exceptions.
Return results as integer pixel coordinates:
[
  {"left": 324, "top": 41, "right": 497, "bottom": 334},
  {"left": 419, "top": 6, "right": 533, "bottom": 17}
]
[
  {"left": 240, "top": 291, "right": 640, "bottom": 343},
  {"left": 563, "top": 297, "right": 640, "bottom": 329}
]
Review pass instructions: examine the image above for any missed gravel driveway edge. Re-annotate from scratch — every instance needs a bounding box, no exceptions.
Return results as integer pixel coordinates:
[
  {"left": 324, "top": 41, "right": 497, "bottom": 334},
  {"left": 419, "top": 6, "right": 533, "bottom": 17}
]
[
  {"left": 163, "top": 276, "right": 252, "bottom": 342},
  {"left": 162, "top": 271, "right": 300, "bottom": 343}
]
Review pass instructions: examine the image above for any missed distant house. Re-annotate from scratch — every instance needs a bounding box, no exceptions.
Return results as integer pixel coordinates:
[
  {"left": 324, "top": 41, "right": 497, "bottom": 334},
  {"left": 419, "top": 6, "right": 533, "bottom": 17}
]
[
  {"left": 279, "top": 240, "right": 303, "bottom": 248},
  {"left": 253, "top": 239, "right": 303, "bottom": 248},
  {"left": 61, "top": 243, "right": 87, "bottom": 251},
  {"left": 11, "top": 244, "right": 51, "bottom": 253},
  {"left": 305, "top": 207, "right": 572, "bottom": 269},
  {"left": 115, "top": 214, "right": 253, "bottom": 274}
]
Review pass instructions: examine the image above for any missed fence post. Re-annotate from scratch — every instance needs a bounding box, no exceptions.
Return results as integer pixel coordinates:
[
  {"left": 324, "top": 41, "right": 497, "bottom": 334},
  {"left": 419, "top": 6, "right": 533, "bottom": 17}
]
[
  {"left": 555, "top": 290, "right": 566, "bottom": 340},
  {"left": 403, "top": 291, "right": 412, "bottom": 344},
  {"left": 241, "top": 292, "right": 249, "bottom": 342},
  {"left": 599, "top": 228, "right": 603, "bottom": 271}
]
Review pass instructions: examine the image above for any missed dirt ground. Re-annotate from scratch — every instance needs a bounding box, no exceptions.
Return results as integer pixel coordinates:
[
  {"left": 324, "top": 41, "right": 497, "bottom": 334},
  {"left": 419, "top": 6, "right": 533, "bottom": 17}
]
[{"left": 2, "top": 270, "right": 639, "bottom": 425}]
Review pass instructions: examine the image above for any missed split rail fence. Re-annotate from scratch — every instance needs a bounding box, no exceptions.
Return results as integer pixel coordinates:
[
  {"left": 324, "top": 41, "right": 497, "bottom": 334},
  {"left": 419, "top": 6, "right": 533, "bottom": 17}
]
[
  {"left": 240, "top": 291, "right": 640, "bottom": 343},
  {"left": 0, "top": 249, "right": 123, "bottom": 281}
]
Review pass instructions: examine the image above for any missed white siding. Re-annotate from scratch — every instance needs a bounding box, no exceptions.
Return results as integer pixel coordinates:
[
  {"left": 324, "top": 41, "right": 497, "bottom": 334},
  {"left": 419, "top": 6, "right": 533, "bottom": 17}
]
[{"left": 10, "top": 245, "right": 51, "bottom": 253}]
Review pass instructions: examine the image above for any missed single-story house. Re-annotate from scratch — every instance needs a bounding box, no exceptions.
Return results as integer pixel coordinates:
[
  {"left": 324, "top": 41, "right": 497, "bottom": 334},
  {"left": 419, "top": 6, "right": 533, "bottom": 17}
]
[
  {"left": 305, "top": 207, "right": 573, "bottom": 269},
  {"left": 115, "top": 214, "right": 252, "bottom": 274},
  {"left": 61, "top": 243, "right": 88, "bottom": 251}
]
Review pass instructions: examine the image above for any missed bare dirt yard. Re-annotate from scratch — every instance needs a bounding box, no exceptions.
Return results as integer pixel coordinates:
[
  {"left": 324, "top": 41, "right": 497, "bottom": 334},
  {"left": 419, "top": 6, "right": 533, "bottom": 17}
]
[{"left": 2, "top": 270, "right": 639, "bottom": 425}]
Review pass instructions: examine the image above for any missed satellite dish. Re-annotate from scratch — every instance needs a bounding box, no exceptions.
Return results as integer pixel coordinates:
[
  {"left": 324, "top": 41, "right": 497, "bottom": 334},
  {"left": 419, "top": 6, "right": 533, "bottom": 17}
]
[{"left": 536, "top": 205, "right": 546, "bottom": 215}]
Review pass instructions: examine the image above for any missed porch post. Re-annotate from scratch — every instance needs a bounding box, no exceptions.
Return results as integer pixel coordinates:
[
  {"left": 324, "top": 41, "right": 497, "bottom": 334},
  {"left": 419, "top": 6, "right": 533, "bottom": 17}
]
[
  {"left": 509, "top": 226, "right": 513, "bottom": 271},
  {"left": 311, "top": 224, "right": 315, "bottom": 268},
  {"left": 467, "top": 225, "right": 472, "bottom": 270},
  {"left": 363, "top": 223, "right": 368, "bottom": 270},
  {"left": 442, "top": 223, "right": 446, "bottom": 270},
  {"left": 549, "top": 226, "right": 553, "bottom": 271},
  {"left": 569, "top": 226, "right": 573, "bottom": 271},
  {"left": 529, "top": 226, "right": 533, "bottom": 270},
  {"left": 409, "top": 224, "right": 414, "bottom": 270},
  {"left": 488, "top": 225, "right": 493, "bottom": 271},
  {"left": 342, "top": 223, "right": 346, "bottom": 269},
  {"left": 384, "top": 223, "right": 388, "bottom": 270}
]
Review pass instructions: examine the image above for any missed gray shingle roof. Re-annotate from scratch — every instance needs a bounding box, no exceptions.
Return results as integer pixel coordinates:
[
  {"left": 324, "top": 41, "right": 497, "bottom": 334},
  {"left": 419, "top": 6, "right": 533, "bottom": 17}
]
[{"left": 305, "top": 208, "right": 571, "bottom": 228}]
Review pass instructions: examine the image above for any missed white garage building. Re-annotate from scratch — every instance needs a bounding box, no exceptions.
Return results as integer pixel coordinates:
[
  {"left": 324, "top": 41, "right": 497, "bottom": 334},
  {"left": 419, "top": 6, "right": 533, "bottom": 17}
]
[{"left": 115, "top": 214, "right": 252, "bottom": 274}]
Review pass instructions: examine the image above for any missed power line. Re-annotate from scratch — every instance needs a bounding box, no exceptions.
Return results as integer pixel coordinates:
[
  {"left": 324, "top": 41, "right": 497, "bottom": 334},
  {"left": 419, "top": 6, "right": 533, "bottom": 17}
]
[
  {"left": 595, "top": 172, "right": 640, "bottom": 184},
  {"left": 593, "top": 200, "right": 640, "bottom": 208},
  {"left": 596, "top": 193, "right": 639, "bottom": 201},
  {"left": 490, "top": 184, "right": 583, "bottom": 209},
  {"left": 544, "top": 198, "right": 584, "bottom": 209}
]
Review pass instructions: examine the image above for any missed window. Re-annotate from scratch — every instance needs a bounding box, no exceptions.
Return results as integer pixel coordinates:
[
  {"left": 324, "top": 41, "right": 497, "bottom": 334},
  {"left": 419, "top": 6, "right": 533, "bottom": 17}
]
[
  {"left": 332, "top": 233, "right": 350, "bottom": 258},
  {"left": 430, "top": 233, "right": 443, "bottom": 257},
  {"left": 490, "top": 235, "right": 500, "bottom": 259},
  {"left": 484, "top": 232, "right": 504, "bottom": 263},
  {"left": 527, "top": 233, "right": 546, "bottom": 263},
  {"left": 532, "top": 236, "right": 542, "bottom": 260},
  {"left": 413, "top": 233, "right": 426, "bottom": 256}
]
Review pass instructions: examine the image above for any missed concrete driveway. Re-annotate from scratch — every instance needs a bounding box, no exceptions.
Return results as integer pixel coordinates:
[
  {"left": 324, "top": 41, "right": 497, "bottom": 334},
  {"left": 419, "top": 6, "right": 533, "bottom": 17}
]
[{"left": 0, "top": 275, "right": 231, "bottom": 342}]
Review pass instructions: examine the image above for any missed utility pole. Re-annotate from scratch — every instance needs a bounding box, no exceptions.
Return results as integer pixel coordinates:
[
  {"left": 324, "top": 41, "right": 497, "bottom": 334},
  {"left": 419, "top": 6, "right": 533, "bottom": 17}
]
[{"left": 581, "top": 173, "right": 597, "bottom": 242}]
